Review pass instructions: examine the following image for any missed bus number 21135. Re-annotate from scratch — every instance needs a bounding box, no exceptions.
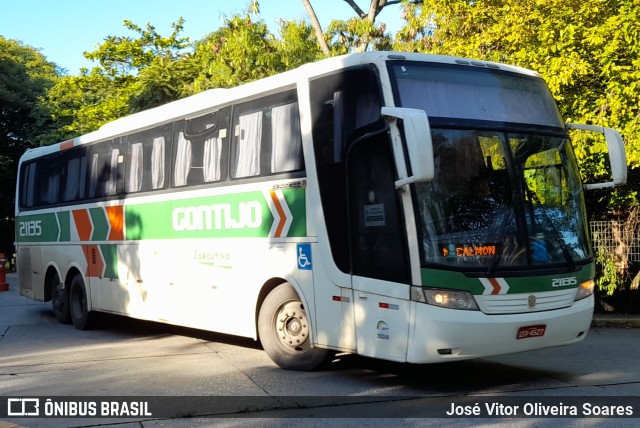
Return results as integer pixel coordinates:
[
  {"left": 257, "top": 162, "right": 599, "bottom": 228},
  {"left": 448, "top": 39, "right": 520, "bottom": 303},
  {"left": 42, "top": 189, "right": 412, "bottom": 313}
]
[{"left": 19, "top": 220, "right": 42, "bottom": 237}]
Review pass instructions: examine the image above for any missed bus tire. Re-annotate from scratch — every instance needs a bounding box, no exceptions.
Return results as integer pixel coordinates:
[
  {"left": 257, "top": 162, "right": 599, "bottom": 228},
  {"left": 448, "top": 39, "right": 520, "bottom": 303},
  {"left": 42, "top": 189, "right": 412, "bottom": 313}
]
[
  {"left": 51, "top": 272, "right": 71, "bottom": 324},
  {"left": 68, "top": 274, "right": 99, "bottom": 330},
  {"left": 258, "top": 283, "right": 328, "bottom": 371}
]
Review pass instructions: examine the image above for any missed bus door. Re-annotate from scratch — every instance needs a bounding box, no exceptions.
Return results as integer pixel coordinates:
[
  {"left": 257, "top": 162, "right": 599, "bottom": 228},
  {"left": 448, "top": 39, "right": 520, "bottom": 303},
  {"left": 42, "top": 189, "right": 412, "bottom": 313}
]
[
  {"left": 347, "top": 131, "right": 412, "bottom": 361},
  {"left": 309, "top": 66, "right": 413, "bottom": 358}
]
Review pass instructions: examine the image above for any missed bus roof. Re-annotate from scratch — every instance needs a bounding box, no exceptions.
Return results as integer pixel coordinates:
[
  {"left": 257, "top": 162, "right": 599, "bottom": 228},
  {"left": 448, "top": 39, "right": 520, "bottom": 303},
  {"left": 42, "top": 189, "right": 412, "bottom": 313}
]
[{"left": 20, "top": 51, "right": 540, "bottom": 162}]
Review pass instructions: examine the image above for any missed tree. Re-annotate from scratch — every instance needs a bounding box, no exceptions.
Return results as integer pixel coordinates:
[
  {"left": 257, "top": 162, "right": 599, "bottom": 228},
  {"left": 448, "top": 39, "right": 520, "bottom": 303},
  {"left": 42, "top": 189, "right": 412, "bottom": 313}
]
[
  {"left": 302, "top": 0, "right": 331, "bottom": 55},
  {"left": 186, "top": 4, "right": 321, "bottom": 94},
  {"left": 46, "top": 18, "right": 192, "bottom": 136},
  {"left": 396, "top": 0, "right": 640, "bottom": 218},
  {"left": 0, "top": 36, "right": 59, "bottom": 253},
  {"left": 303, "top": 0, "right": 419, "bottom": 54}
]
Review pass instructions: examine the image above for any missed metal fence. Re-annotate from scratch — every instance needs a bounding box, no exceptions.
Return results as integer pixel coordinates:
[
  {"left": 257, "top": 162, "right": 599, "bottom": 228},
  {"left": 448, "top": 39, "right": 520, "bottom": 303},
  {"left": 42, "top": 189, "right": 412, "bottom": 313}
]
[
  {"left": 590, "top": 220, "right": 640, "bottom": 314},
  {"left": 590, "top": 221, "right": 640, "bottom": 262}
]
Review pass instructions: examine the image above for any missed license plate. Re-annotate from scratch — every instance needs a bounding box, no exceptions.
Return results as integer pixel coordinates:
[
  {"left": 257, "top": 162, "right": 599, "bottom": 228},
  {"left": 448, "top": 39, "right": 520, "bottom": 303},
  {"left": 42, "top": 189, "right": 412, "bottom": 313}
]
[{"left": 517, "top": 324, "right": 546, "bottom": 339}]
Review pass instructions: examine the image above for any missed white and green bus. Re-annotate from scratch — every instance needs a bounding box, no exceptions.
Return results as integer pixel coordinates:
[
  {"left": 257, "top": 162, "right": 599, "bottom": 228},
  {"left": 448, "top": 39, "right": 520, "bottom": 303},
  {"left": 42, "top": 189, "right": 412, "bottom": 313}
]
[{"left": 15, "top": 52, "right": 627, "bottom": 370}]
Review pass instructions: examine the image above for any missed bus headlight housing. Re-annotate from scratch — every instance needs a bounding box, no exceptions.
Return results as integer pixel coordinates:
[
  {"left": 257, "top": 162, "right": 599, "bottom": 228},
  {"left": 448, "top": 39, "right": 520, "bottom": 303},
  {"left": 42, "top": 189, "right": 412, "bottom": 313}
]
[
  {"left": 574, "top": 279, "right": 594, "bottom": 301},
  {"left": 411, "top": 287, "right": 479, "bottom": 310}
]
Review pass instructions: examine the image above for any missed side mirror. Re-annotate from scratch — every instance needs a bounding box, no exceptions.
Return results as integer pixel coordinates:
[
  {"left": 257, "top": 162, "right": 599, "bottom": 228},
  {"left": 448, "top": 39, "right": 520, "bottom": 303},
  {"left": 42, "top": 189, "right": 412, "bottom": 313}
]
[
  {"left": 381, "top": 107, "right": 435, "bottom": 188},
  {"left": 566, "top": 123, "right": 627, "bottom": 189}
]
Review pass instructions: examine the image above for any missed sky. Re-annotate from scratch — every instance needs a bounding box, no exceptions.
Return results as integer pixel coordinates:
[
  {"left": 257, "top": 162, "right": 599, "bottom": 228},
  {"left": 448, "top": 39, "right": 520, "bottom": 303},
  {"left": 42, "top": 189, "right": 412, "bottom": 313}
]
[{"left": 1, "top": 0, "right": 405, "bottom": 75}]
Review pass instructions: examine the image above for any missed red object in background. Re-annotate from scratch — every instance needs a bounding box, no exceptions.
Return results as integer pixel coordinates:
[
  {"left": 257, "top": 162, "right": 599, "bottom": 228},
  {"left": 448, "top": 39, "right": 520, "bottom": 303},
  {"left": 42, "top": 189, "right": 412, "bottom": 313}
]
[{"left": 0, "top": 265, "right": 8, "bottom": 292}]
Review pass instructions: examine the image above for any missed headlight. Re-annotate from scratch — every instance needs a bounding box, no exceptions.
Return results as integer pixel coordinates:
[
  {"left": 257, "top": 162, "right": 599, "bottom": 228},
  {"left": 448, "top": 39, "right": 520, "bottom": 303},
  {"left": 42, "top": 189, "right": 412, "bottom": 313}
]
[
  {"left": 574, "top": 279, "right": 594, "bottom": 301},
  {"left": 411, "top": 286, "right": 479, "bottom": 310}
]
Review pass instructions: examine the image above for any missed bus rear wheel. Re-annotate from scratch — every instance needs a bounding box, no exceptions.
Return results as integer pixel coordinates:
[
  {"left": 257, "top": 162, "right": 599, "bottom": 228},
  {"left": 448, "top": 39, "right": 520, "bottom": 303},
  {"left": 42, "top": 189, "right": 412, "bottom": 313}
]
[
  {"left": 69, "top": 274, "right": 99, "bottom": 330},
  {"left": 258, "top": 283, "right": 328, "bottom": 371},
  {"left": 51, "top": 272, "right": 71, "bottom": 324}
]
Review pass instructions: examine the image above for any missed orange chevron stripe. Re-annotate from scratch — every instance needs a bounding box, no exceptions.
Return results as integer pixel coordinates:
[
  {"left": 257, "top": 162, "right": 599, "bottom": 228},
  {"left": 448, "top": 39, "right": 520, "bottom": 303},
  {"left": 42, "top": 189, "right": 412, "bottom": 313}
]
[
  {"left": 488, "top": 277, "right": 501, "bottom": 295},
  {"left": 106, "top": 205, "right": 124, "bottom": 241},
  {"left": 72, "top": 209, "right": 92, "bottom": 241},
  {"left": 269, "top": 190, "right": 287, "bottom": 238},
  {"left": 83, "top": 245, "right": 104, "bottom": 278}
]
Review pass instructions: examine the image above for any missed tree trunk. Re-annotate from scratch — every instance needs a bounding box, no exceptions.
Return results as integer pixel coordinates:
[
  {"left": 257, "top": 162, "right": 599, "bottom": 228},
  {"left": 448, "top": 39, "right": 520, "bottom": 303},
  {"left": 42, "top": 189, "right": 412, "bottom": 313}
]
[{"left": 301, "top": 0, "right": 331, "bottom": 56}]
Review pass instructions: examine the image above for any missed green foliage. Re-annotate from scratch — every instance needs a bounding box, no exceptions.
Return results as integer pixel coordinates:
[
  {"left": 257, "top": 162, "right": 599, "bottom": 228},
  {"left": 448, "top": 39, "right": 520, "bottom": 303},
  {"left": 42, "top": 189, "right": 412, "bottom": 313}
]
[
  {"left": 46, "top": 17, "right": 192, "bottom": 136},
  {"left": 595, "top": 249, "right": 621, "bottom": 296},
  {"left": 45, "top": 69, "right": 134, "bottom": 137},
  {"left": 83, "top": 18, "right": 190, "bottom": 77},
  {"left": 187, "top": 12, "right": 280, "bottom": 92},
  {"left": 186, "top": 9, "right": 322, "bottom": 95},
  {"left": 395, "top": 0, "right": 640, "bottom": 219},
  {"left": 275, "top": 19, "right": 323, "bottom": 68},
  {"left": 0, "top": 37, "right": 59, "bottom": 253},
  {"left": 327, "top": 17, "right": 392, "bottom": 54}
]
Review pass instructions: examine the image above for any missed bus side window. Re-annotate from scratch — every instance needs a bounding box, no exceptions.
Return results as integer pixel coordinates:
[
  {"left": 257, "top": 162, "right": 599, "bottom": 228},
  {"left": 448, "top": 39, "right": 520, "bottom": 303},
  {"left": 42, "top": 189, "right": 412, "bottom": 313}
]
[
  {"left": 62, "top": 148, "right": 88, "bottom": 202},
  {"left": 231, "top": 90, "right": 301, "bottom": 179},
  {"left": 271, "top": 102, "right": 303, "bottom": 173},
  {"left": 88, "top": 139, "right": 124, "bottom": 199},
  {"left": 233, "top": 111, "right": 263, "bottom": 178},
  {"left": 20, "top": 162, "right": 37, "bottom": 209},
  {"left": 310, "top": 66, "right": 383, "bottom": 273},
  {"left": 126, "top": 124, "right": 172, "bottom": 193},
  {"left": 34, "top": 155, "right": 61, "bottom": 206},
  {"left": 173, "top": 109, "right": 229, "bottom": 188}
]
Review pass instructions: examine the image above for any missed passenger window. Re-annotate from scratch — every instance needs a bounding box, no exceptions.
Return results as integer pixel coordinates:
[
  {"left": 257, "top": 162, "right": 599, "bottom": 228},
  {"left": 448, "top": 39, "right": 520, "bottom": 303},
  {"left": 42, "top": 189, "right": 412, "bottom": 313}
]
[
  {"left": 35, "top": 156, "right": 61, "bottom": 206},
  {"left": 62, "top": 148, "right": 88, "bottom": 202},
  {"left": 89, "top": 139, "right": 125, "bottom": 198},
  {"left": 20, "top": 162, "right": 37, "bottom": 208},
  {"left": 231, "top": 90, "right": 303, "bottom": 179},
  {"left": 173, "top": 109, "right": 230, "bottom": 187},
  {"left": 126, "top": 124, "right": 172, "bottom": 193}
]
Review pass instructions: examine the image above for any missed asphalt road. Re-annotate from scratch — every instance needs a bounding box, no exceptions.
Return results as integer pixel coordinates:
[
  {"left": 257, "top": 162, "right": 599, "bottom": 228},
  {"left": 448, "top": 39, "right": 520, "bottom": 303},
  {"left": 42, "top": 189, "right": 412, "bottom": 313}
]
[{"left": 1, "top": 272, "right": 639, "bottom": 428}]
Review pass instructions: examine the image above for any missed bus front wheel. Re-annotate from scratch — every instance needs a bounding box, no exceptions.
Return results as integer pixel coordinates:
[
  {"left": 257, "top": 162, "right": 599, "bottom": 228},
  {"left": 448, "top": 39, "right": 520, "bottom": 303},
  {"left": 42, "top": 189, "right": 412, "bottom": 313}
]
[
  {"left": 258, "top": 283, "right": 328, "bottom": 371},
  {"left": 51, "top": 272, "right": 71, "bottom": 324},
  {"left": 69, "top": 274, "right": 99, "bottom": 330}
]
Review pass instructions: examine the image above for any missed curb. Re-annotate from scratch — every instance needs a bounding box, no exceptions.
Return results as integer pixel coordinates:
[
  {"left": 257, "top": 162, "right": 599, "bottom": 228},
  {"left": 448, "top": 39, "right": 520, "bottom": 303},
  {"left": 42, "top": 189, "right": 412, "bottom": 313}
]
[{"left": 592, "top": 316, "right": 640, "bottom": 328}]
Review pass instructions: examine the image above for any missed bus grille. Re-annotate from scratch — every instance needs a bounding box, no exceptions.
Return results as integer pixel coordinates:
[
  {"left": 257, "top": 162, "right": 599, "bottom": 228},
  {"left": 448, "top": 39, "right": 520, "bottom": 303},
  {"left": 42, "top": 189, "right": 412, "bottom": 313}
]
[{"left": 475, "top": 289, "right": 577, "bottom": 314}]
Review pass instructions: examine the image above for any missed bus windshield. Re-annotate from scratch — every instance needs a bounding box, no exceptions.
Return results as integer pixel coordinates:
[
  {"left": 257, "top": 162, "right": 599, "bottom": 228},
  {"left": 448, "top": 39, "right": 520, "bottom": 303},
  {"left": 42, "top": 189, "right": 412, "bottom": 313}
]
[
  {"left": 414, "top": 130, "right": 591, "bottom": 271},
  {"left": 389, "top": 62, "right": 591, "bottom": 272}
]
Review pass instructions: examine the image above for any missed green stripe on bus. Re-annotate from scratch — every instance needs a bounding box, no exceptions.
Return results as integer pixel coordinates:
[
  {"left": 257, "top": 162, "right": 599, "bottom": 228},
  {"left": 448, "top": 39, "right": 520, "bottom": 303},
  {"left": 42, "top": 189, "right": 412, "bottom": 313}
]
[
  {"left": 282, "top": 188, "right": 306, "bottom": 237},
  {"left": 125, "top": 188, "right": 307, "bottom": 240},
  {"left": 90, "top": 207, "right": 109, "bottom": 241},
  {"left": 15, "top": 213, "right": 59, "bottom": 243},
  {"left": 100, "top": 244, "right": 118, "bottom": 279},
  {"left": 421, "top": 263, "right": 595, "bottom": 294},
  {"left": 57, "top": 211, "right": 71, "bottom": 241}
]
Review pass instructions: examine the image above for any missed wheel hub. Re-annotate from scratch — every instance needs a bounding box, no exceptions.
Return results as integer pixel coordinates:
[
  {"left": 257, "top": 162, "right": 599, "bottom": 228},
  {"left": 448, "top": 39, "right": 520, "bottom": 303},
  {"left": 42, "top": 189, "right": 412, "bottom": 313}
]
[{"left": 276, "top": 301, "right": 309, "bottom": 349}]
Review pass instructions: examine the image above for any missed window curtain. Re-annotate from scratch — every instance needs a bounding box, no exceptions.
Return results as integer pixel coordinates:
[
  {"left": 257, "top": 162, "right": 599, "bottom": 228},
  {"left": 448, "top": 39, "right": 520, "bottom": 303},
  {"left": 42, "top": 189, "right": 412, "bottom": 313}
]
[
  {"left": 128, "top": 143, "right": 143, "bottom": 192},
  {"left": 64, "top": 157, "right": 80, "bottom": 201},
  {"left": 47, "top": 173, "right": 60, "bottom": 203},
  {"left": 235, "top": 111, "right": 262, "bottom": 177},
  {"left": 271, "top": 103, "right": 302, "bottom": 173},
  {"left": 203, "top": 136, "right": 222, "bottom": 182},
  {"left": 90, "top": 153, "right": 99, "bottom": 197},
  {"left": 105, "top": 149, "right": 119, "bottom": 195},
  {"left": 174, "top": 132, "right": 192, "bottom": 186},
  {"left": 151, "top": 136, "right": 165, "bottom": 189}
]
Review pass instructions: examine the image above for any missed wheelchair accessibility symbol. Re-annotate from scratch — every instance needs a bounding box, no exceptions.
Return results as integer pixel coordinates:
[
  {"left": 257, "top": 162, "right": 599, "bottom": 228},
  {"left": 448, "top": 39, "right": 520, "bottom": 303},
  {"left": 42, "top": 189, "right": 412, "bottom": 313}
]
[{"left": 297, "top": 244, "right": 312, "bottom": 270}]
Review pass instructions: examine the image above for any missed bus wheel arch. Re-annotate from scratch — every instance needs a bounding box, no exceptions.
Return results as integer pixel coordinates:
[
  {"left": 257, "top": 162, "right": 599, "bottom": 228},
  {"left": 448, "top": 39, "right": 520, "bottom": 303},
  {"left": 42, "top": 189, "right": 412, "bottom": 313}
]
[
  {"left": 68, "top": 271, "right": 100, "bottom": 330},
  {"left": 257, "top": 281, "right": 329, "bottom": 370}
]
